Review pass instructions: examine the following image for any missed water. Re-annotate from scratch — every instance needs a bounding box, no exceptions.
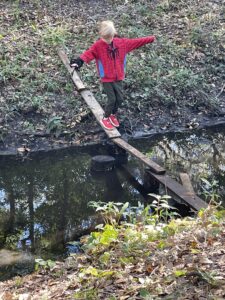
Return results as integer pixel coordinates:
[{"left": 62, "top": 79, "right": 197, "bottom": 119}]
[
  {"left": 0, "top": 145, "right": 145, "bottom": 258},
  {"left": 0, "top": 125, "right": 225, "bottom": 258},
  {"left": 133, "top": 124, "right": 225, "bottom": 204}
]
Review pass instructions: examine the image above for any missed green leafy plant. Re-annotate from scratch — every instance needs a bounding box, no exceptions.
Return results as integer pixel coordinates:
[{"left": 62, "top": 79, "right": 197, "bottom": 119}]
[
  {"left": 22, "top": 120, "right": 35, "bottom": 132},
  {"left": 149, "top": 194, "right": 180, "bottom": 224},
  {"left": 83, "top": 224, "right": 118, "bottom": 253},
  {"left": 5, "top": 232, "right": 21, "bottom": 250},
  {"left": 73, "top": 287, "right": 98, "bottom": 300},
  {"left": 42, "top": 25, "right": 71, "bottom": 46},
  {"left": 123, "top": 201, "right": 153, "bottom": 225},
  {"left": 30, "top": 95, "right": 44, "bottom": 110},
  {"left": 200, "top": 178, "right": 221, "bottom": 205},
  {"left": 88, "top": 201, "right": 129, "bottom": 225},
  {"left": 46, "top": 116, "right": 63, "bottom": 137},
  {"left": 35, "top": 258, "right": 55, "bottom": 271},
  {"left": 14, "top": 276, "right": 23, "bottom": 287}
]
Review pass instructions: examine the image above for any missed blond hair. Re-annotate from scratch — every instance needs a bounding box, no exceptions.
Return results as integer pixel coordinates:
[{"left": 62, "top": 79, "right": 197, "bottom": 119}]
[{"left": 99, "top": 20, "right": 117, "bottom": 38}]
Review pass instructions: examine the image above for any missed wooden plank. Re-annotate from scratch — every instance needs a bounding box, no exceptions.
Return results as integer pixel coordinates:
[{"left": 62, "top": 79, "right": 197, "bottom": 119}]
[
  {"left": 80, "top": 90, "right": 121, "bottom": 138},
  {"left": 58, "top": 50, "right": 121, "bottom": 139},
  {"left": 113, "top": 137, "right": 166, "bottom": 175},
  {"left": 147, "top": 170, "right": 207, "bottom": 211},
  {"left": 58, "top": 49, "right": 86, "bottom": 91},
  {"left": 179, "top": 173, "right": 195, "bottom": 195}
]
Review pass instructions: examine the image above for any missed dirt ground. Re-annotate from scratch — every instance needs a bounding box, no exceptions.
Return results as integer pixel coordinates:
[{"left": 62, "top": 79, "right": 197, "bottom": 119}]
[{"left": 0, "top": 0, "right": 225, "bottom": 155}]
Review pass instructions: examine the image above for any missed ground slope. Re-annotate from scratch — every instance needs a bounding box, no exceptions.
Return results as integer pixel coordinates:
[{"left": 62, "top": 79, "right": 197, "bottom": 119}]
[{"left": 0, "top": 0, "right": 224, "bottom": 153}]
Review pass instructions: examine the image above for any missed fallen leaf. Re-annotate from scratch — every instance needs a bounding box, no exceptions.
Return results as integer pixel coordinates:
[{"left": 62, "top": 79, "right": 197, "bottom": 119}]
[
  {"left": 199, "top": 257, "right": 213, "bottom": 264},
  {"left": 1, "top": 292, "right": 13, "bottom": 300}
]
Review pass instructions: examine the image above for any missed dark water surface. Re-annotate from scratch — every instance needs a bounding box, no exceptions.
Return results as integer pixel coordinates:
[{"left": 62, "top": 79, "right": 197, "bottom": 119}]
[
  {"left": 134, "top": 124, "right": 225, "bottom": 203},
  {"left": 0, "top": 125, "right": 225, "bottom": 258},
  {"left": 0, "top": 145, "right": 144, "bottom": 258}
]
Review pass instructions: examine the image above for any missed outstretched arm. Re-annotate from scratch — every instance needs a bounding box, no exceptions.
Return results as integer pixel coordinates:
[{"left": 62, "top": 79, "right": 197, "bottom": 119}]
[
  {"left": 70, "top": 42, "right": 98, "bottom": 70},
  {"left": 80, "top": 43, "right": 98, "bottom": 64},
  {"left": 125, "top": 36, "right": 155, "bottom": 53}
]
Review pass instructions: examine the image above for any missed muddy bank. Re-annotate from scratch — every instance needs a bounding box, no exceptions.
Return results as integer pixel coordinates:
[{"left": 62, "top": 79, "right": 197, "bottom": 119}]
[
  {"left": 1, "top": 0, "right": 224, "bottom": 156},
  {"left": 1, "top": 106, "right": 225, "bottom": 157}
]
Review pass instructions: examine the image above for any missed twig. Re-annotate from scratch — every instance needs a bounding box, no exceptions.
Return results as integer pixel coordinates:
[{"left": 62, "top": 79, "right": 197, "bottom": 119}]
[{"left": 216, "top": 83, "right": 225, "bottom": 98}]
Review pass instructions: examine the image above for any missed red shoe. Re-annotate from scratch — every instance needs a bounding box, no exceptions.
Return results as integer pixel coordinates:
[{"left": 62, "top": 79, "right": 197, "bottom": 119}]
[
  {"left": 109, "top": 114, "right": 119, "bottom": 127},
  {"left": 101, "top": 117, "right": 114, "bottom": 130}
]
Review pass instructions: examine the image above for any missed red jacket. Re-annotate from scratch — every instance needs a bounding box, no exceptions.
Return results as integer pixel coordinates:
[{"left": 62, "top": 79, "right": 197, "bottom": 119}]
[{"left": 80, "top": 36, "right": 155, "bottom": 82}]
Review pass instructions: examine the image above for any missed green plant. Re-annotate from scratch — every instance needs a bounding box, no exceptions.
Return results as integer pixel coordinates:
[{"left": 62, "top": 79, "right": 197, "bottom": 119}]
[
  {"left": 149, "top": 194, "right": 180, "bottom": 224},
  {"left": 30, "top": 96, "right": 44, "bottom": 110},
  {"left": 14, "top": 276, "right": 23, "bottom": 287},
  {"left": 0, "top": 58, "right": 23, "bottom": 83},
  {"left": 46, "top": 116, "right": 63, "bottom": 137},
  {"left": 0, "top": 128, "right": 7, "bottom": 144},
  {"left": 123, "top": 201, "right": 153, "bottom": 225},
  {"left": 42, "top": 25, "right": 71, "bottom": 46},
  {"left": 83, "top": 224, "right": 119, "bottom": 253},
  {"left": 74, "top": 288, "right": 98, "bottom": 300},
  {"left": 5, "top": 232, "right": 21, "bottom": 250},
  {"left": 23, "top": 120, "right": 35, "bottom": 132},
  {"left": 200, "top": 178, "right": 221, "bottom": 205},
  {"left": 88, "top": 201, "right": 129, "bottom": 225},
  {"left": 35, "top": 258, "right": 55, "bottom": 271}
]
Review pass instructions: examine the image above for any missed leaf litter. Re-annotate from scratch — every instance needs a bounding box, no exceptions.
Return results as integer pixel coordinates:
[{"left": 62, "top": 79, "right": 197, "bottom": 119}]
[{"left": 0, "top": 205, "right": 225, "bottom": 299}]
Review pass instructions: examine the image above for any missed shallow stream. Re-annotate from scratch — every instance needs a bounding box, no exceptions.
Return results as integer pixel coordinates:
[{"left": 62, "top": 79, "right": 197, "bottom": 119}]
[{"left": 0, "top": 125, "right": 225, "bottom": 258}]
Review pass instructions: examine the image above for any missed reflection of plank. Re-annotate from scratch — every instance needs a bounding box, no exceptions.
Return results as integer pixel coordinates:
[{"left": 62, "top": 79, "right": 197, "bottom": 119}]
[
  {"left": 119, "top": 165, "right": 148, "bottom": 198},
  {"left": 58, "top": 50, "right": 121, "bottom": 139},
  {"left": 179, "top": 173, "right": 195, "bottom": 195},
  {"left": 147, "top": 170, "right": 207, "bottom": 210},
  {"left": 113, "top": 137, "right": 166, "bottom": 175}
]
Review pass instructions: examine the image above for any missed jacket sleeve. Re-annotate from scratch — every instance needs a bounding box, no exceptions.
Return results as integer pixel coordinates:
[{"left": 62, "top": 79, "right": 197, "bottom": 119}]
[
  {"left": 80, "top": 42, "right": 98, "bottom": 64},
  {"left": 125, "top": 36, "right": 155, "bottom": 53}
]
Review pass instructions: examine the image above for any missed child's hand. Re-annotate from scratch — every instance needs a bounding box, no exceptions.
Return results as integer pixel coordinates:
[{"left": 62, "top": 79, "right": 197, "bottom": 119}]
[{"left": 70, "top": 57, "right": 84, "bottom": 70}]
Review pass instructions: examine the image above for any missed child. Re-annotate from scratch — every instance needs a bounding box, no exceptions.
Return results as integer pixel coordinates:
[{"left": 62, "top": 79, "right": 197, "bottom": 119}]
[{"left": 70, "top": 20, "right": 155, "bottom": 130}]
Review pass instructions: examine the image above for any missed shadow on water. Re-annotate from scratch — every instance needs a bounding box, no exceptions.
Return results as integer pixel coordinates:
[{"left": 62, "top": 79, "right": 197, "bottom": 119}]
[{"left": 0, "top": 124, "right": 225, "bottom": 258}]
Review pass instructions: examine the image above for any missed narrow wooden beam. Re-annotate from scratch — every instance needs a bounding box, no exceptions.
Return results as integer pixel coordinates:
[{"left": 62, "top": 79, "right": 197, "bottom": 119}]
[
  {"left": 179, "top": 173, "right": 195, "bottom": 195},
  {"left": 113, "top": 137, "right": 166, "bottom": 175},
  {"left": 58, "top": 49, "right": 86, "bottom": 91},
  {"left": 147, "top": 170, "right": 207, "bottom": 211},
  {"left": 58, "top": 50, "right": 121, "bottom": 139}
]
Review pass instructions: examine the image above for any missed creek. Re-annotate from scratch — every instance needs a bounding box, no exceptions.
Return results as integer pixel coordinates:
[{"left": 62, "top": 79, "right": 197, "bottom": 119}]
[{"left": 0, "top": 125, "right": 225, "bottom": 259}]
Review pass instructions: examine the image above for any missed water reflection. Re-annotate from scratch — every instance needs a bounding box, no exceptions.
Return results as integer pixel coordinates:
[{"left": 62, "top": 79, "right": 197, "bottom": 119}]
[
  {"left": 133, "top": 125, "right": 225, "bottom": 203},
  {"left": 0, "top": 147, "right": 142, "bottom": 258}
]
